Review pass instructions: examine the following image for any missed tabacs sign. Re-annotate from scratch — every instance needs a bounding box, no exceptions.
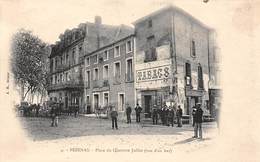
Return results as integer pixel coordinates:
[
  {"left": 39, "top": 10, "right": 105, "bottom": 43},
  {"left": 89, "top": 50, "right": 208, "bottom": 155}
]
[{"left": 136, "top": 65, "right": 171, "bottom": 83}]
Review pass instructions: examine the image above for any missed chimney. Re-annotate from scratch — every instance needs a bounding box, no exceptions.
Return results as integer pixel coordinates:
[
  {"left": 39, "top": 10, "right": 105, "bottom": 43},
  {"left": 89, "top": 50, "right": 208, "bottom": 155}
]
[{"left": 95, "top": 16, "right": 102, "bottom": 25}]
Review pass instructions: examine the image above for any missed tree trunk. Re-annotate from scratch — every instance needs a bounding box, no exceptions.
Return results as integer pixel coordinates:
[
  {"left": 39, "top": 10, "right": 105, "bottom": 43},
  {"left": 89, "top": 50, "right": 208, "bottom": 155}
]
[{"left": 21, "top": 84, "right": 25, "bottom": 102}]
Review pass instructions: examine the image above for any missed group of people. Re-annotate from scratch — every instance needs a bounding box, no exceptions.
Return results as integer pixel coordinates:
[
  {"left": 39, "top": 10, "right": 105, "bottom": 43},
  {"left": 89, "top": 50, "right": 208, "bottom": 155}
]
[
  {"left": 151, "top": 104, "right": 183, "bottom": 127},
  {"left": 110, "top": 103, "right": 184, "bottom": 130},
  {"left": 110, "top": 103, "right": 142, "bottom": 129},
  {"left": 21, "top": 104, "right": 41, "bottom": 117}
]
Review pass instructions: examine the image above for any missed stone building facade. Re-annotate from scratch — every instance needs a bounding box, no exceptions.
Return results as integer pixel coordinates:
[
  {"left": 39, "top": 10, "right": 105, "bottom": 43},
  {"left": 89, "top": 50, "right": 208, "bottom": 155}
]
[
  {"left": 133, "top": 6, "right": 214, "bottom": 118},
  {"left": 47, "top": 16, "right": 133, "bottom": 113},
  {"left": 47, "top": 6, "right": 218, "bottom": 121},
  {"left": 83, "top": 34, "right": 135, "bottom": 119}
]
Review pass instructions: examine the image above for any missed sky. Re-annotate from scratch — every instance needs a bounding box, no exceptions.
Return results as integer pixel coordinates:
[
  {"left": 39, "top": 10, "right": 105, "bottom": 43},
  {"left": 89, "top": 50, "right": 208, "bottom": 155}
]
[
  {"left": 0, "top": 0, "right": 259, "bottom": 105},
  {"left": 1, "top": 0, "right": 252, "bottom": 44}
]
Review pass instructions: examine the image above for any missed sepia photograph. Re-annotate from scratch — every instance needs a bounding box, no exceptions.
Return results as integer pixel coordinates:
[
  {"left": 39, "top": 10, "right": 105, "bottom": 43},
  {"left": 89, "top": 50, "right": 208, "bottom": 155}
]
[{"left": 0, "top": 0, "right": 259, "bottom": 162}]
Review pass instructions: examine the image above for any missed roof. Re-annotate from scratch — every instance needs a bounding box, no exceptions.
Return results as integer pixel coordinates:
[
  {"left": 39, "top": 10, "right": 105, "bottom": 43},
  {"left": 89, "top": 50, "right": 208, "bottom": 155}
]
[
  {"left": 50, "top": 22, "right": 134, "bottom": 58},
  {"left": 132, "top": 5, "right": 212, "bottom": 31},
  {"left": 84, "top": 34, "right": 135, "bottom": 57},
  {"left": 88, "top": 23, "right": 134, "bottom": 48}
]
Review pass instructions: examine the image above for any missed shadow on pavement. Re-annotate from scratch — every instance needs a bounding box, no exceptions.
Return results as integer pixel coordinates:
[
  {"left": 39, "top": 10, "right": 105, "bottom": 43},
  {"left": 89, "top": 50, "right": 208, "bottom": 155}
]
[{"left": 174, "top": 137, "right": 212, "bottom": 145}]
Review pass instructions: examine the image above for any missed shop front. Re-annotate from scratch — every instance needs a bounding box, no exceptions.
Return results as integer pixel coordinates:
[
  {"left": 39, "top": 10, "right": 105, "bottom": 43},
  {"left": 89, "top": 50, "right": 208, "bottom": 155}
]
[{"left": 135, "top": 59, "right": 173, "bottom": 118}]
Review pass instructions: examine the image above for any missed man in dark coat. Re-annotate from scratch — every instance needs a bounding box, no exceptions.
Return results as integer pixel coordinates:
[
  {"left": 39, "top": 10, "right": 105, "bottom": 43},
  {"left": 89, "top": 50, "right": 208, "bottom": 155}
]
[
  {"left": 152, "top": 105, "right": 158, "bottom": 125},
  {"left": 168, "top": 108, "right": 175, "bottom": 127},
  {"left": 36, "top": 104, "right": 40, "bottom": 117},
  {"left": 50, "top": 104, "right": 59, "bottom": 127},
  {"left": 135, "top": 104, "right": 142, "bottom": 123},
  {"left": 192, "top": 106, "right": 197, "bottom": 127},
  {"left": 110, "top": 106, "right": 118, "bottom": 129},
  {"left": 193, "top": 103, "right": 204, "bottom": 139},
  {"left": 165, "top": 106, "right": 169, "bottom": 126},
  {"left": 176, "top": 105, "right": 183, "bottom": 127},
  {"left": 126, "top": 103, "right": 132, "bottom": 124}
]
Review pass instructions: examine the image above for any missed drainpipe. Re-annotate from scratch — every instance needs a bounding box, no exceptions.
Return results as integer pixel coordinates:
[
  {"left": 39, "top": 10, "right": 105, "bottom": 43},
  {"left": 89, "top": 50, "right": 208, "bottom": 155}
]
[{"left": 171, "top": 13, "right": 178, "bottom": 106}]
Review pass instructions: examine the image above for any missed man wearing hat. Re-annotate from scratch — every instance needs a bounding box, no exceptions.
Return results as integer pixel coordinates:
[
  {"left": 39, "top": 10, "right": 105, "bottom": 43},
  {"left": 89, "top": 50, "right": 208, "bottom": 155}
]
[
  {"left": 193, "top": 103, "right": 203, "bottom": 139},
  {"left": 192, "top": 105, "right": 197, "bottom": 127},
  {"left": 176, "top": 105, "right": 183, "bottom": 127},
  {"left": 110, "top": 105, "right": 118, "bottom": 129},
  {"left": 126, "top": 103, "right": 132, "bottom": 124},
  {"left": 152, "top": 105, "right": 158, "bottom": 125},
  {"left": 135, "top": 103, "right": 142, "bottom": 123}
]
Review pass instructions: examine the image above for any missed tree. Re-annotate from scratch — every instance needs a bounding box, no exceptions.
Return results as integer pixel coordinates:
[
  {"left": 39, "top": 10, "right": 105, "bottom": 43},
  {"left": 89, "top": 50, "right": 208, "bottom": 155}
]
[{"left": 11, "top": 28, "right": 49, "bottom": 102}]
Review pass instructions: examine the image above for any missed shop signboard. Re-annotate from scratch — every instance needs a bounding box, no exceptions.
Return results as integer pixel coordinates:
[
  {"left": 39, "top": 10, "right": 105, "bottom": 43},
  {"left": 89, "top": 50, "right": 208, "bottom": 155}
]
[{"left": 135, "top": 59, "right": 172, "bottom": 89}]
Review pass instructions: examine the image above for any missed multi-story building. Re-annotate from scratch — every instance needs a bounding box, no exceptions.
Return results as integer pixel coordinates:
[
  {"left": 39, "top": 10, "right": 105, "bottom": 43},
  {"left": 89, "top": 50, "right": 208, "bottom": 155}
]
[
  {"left": 133, "top": 6, "right": 214, "bottom": 118},
  {"left": 47, "top": 6, "right": 219, "bottom": 122},
  {"left": 83, "top": 34, "right": 135, "bottom": 118},
  {"left": 208, "top": 32, "right": 221, "bottom": 116},
  {"left": 47, "top": 16, "right": 133, "bottom": 113}
]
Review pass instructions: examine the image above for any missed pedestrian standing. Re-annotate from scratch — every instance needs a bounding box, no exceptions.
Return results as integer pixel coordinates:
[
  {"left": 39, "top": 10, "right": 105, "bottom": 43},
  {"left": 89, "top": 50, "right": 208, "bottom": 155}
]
[
  {"left": 165, "top": 106, "right": 169, "bottom": 126},
  {"left": 168, "top": 108, "right": 175, "bottom": 127},
  {"left": 110, "top": 106, "right": 118, "bottom": 129},
  {"left": 161, "top": 104, "right": 167, "bottom": 125},
  {"left": 74, "top": 106, "right": 79, "bottom": 118},
  {"left": 36, "top": 104, "right": 40, "bottom": 117},
  {"left": 50, "top": 103, "right": 59, "bottom": 127},
  {"left": 126, "top": 103, "right": 132, "bottom": 124},
  {"left": 135, "top": 104, "right": 142, "bottom": 123},
  {"left": 193, "top": 103, "right": 204, "bottom": 139},
  {"left": 152, "top": 105, "right": 158, "bottom": 125},
  {"left": 192, "top": 106, "right": 197, "bottom": 127},
  {"left": 176, "top": 105, "right": 183, "bottom": 127}
]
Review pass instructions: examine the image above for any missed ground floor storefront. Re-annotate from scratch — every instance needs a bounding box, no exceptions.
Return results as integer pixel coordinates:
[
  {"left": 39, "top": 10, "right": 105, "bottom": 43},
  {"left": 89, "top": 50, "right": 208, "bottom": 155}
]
[
  {"left": 48, "top": 89, "right": 83, "bottom": 113},
  {"left": 84, "top": 83, "right": 135, "bottom": 120}
]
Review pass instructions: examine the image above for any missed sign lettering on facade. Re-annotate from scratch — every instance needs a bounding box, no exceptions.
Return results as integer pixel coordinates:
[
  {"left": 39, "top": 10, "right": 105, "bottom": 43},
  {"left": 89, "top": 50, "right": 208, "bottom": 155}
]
[{"left": 136, "top": 65, "right": 171, "bottom": 82}]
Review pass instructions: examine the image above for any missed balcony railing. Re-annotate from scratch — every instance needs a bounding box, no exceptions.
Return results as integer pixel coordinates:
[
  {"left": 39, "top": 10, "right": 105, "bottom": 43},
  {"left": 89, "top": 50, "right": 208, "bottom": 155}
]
[
  {"left": 93, "top": 80, "right": 100, "bottom": 88},
  {"left": 103, "top": 80, "right": 109, "bottom": 87},
  {"left": 92, "top": 79, "right": 110, "bottom": 88},
  {"left": 47, "top": 81, "right": 84, "bottom": 91}
]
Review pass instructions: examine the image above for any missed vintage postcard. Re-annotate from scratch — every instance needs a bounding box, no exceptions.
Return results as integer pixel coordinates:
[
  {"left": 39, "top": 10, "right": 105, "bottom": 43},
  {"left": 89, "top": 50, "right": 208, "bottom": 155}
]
[{"left": 0, "top": 0, "right": 259, "bottom": 162}]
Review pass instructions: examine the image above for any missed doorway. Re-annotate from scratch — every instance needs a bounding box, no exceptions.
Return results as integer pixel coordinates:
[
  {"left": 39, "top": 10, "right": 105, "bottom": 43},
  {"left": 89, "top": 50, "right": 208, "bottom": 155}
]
[
  {"left": 144, "top": 95, "right": 152, "bottom": 118},
  {"left": 93, "top": 94, "right": 99, "bottom": 110},
  {"left": 118, "top": 93, "right": 125, "bottom": 111}
]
